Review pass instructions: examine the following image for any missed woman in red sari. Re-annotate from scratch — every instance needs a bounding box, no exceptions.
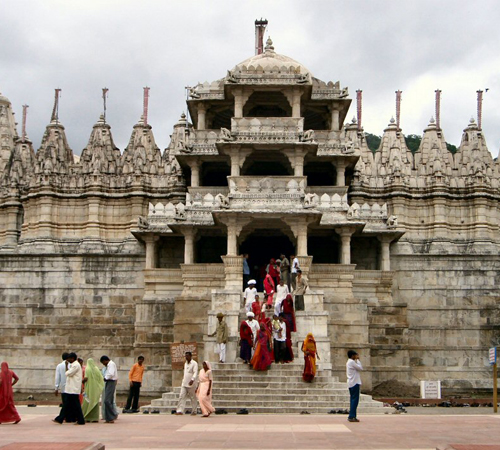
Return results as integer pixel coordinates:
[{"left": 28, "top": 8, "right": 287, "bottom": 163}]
[
  {"left": 0, "top": 362, "right": 21, "bottom": 424},
  {"left": 239, "top": 321, "right": 254, "bottom": 364},
  {"left": 250, "top": 323, "right": 273, "bottom": 371},
  {"left": 264, "top": 273, "right": 275, "bottom": 309},
  {"left": 302, "top": 333, "right": 320, "bottom": 382},
  {"left": 281, "top": 294, "right": 296, "bottom": 332},
  {"left": 268, "top": 258, "right": 280, "bottom": 288},
  {"left": 251, "top": 295, "right": 265, "bottom": 323}
]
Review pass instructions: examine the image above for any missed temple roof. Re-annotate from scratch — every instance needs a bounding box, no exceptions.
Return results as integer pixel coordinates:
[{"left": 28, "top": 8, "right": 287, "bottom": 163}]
[{"left": 232, "top": 38, "right": 310, "bottom": 76}]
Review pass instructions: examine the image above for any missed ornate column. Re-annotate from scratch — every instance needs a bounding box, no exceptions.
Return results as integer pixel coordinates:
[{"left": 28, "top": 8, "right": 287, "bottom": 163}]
[
  {"left": 292, "top": 88, "right": 302, "bottom": 118},
  {"left": 230, "top": 151, "right": 240, "bottom": 177},
  {"left": 188, "top": 158, "right": 200, "bottom": 187},
  {"left": 378, "top": 235, "right": 392, "bottom": 271},
  {"left": 143, "top": 235, "right": 159, "bottom": 269},
  {"left": 197, "top": 103, "right": 206, "bottom": 130},
  {"left": 335, "top": 161, "right": 346, "bottom": 187},
  {"left": 331, "top": 107, "right": 340, "bottom": 131},
  {"left": 294, "top": 148, "right": 305, "bottom": 177},
  {"left": 338, "top": 227, "right": 354, "bottom": 264},
  {"left": 182, "top": 228, "right": 196, "bottom": 264}
]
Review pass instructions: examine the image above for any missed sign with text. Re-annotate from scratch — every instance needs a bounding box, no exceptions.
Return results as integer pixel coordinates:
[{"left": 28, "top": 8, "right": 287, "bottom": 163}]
[
  {"left": 489, "top": 347, "right": 497, "bottom": 365},
  {"left": 420, "top": 380, "right": 441, "bottom": 399},
  {"left": 170, "top": 342, "right": 198, "bottom": 370}
]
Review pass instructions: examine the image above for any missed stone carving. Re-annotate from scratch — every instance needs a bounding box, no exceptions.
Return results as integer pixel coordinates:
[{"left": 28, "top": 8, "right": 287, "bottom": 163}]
[
  {"left": 387, "top": 215, "right": 398, "bottom": 228},
  {"left": 137, "top": 216, "right": 149, "bottom": 229},
  {"left": 301, "top": 129, "right": 315, "bottom": 142},
  {"left": 219, "top": 128, "right": 234, "bottom": 141},
  {"left": 303, "top": 193, "right": 319, "bottom": 208},
  {"left": 215, "top": 193, "right": 230, "bottom": 209}
]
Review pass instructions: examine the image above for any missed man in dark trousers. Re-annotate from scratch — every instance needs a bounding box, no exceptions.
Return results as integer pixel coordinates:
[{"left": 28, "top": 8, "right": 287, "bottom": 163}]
[
  {"left": 52, "top": 352, "right": 85, "bottom": 425},
  {"left": 346, "top": 350, "right": 363, "bottom": 422},
  {"left": 124, "top": 356, "right": 145, "bottom": 413}
]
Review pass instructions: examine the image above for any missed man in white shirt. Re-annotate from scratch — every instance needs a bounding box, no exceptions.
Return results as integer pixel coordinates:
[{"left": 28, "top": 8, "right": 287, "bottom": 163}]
[
  {"left": 346, "top": 350, "right": 363, "bottom": 422},
  {"left": 100, "top": 355, "right": 119, "bottom": 423},
  {"left": 245, "top": 312, "right": 260, "bottom": 348},
  {"left": 244, "top": 280, "right": 257, "bottom": 313},
  {"left": 53, "top": 352, "right": 73, "bottom": 423},
  {"left": 274, "top": 315, "right": 287, "bottom": 363},
  {"left": 275, "top": 280, "right": 290, "bottom": 316},
  {"left": 290, "top": 255, "right": 300, "bottom": 291},
  {"left": 176, "top": 352, "right": 199, "bottom": 415},
  {"left": 52, "top": 352, "right": 85, "bottom": 425}
]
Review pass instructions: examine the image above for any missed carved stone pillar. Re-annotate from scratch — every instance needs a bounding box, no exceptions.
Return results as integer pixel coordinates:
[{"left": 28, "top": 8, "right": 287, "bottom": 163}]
[
  {"left": 292, "top": 88, "right": 302, "bottom": 118},
  {"left": 182, "top": 228, "right": 196, "bottom": 264},
  {"left": 331, "top": 107, "right": 340, "bottom": 131},
  {"left": 338, "top": 227, "right": 354, "bottom": 264},
  {"left": 197, "top": 104, "right": 206, "bottom": 130},
  {"left": 378, "top": 235, "right": 392, "bottom": 271},
  {"left": 230, "top": 152, "right": 240, "bottom": 177},
  {"left": 144, "top": 235, "right": 159, "bottom": 269},
  {"left": 335, "top": 161, "right": 346, "bottom": 187},
  {"left": 188, "top": 159, "right": 200, "bottom": 187},
  {"left": 234, "top": 88, "right": 243, "bottom": 118},
  {"left": 294, "top": 150, "right": 305, "bottom": 177}
]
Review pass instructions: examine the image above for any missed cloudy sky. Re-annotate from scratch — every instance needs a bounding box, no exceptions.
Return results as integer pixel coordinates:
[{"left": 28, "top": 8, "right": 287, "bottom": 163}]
[{"left": 1, "top": 0, "right": 499, "bottom": 157}]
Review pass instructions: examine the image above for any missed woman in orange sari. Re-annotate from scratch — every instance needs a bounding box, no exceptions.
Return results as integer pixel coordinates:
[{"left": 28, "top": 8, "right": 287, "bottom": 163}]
[
  {"left": 302, "top": 333, "right": 320, "bottom": 382},
  {"left": 0, "top": 362, "right": 21, "bottom": 424},
  {"left": 264, "top": 273, "right": 275, "bottom": 309},
  {"left": 196, "top": 361, "right": 215, "bottom": 417},
  {"left": 251, "top": 323, "right": 273, "bottom": 371}
]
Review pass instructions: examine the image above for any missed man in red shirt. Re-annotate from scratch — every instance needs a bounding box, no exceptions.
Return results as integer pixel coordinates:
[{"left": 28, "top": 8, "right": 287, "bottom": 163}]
[{"left": 123, "top": 356, "right": 145, "bottom": 413}]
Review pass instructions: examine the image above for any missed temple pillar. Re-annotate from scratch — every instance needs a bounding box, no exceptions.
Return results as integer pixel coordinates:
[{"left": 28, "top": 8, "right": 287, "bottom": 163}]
[
  {"left": 230, "top": 153, "right": 240, "bottom": 177},
  {"left": 144, "top": 235, "right": 159, "bottom": 269},
  {"left": 197, "top": 104, "right": 206, "bottom": 130},
  {"left": 331, "top": 107, "right": 340, "bottom": 131},
  {"left": 294, "top": 150, "right": 305, "bottom": 177},
  {"left": 335, "top": 161, "right": 346, "bottom": 187},
  {"left": 338, "top": 227, "right": 355, "bottom": 264},
  {"left": 188, "top": 159, "right": 200, "bottom": 187},
  {"left": 292, "top": 88, "right": 302, "bottom": 118},
  {"left": 182, "top": 228, "right": 196, "bottom": 264},
  {"left": 378, "top": 235, "right": 392, "bottom": 271}
]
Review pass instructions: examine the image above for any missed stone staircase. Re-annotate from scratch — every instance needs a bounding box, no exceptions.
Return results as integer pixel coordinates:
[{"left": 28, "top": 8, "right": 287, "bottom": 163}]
[{"left": 143, "top": 362, "right": 388, "bottom": 414}]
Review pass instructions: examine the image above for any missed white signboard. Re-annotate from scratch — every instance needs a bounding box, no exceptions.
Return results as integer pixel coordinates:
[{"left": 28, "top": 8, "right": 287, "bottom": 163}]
[
  {"left": 420, "top": 380, "right": 441, "bottom": 399},
  {"left": 489, "top": 347, "right": 497, "bottom": 365}
]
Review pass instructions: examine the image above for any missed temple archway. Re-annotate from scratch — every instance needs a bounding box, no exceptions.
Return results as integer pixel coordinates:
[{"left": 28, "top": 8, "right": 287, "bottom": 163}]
[{"left": 241, "top": 150, "right": 293, "bottom": 176}]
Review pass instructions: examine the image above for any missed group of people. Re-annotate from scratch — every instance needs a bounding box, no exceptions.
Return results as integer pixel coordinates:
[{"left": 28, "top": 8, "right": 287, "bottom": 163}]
[
  {"left": 243, "top": 254, "right": 308, "bottom": 311},
  {"left": 52, "top": 353, "right": 145, "bottom": 425}
]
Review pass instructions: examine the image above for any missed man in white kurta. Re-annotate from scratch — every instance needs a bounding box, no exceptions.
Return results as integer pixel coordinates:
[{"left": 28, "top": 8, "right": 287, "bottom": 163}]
[
  {"left": 245, "top": 312, "right": 260, "bottom": 355},
  {"left": 176, "top": 352, "right": 199, "bottom": 415},
  {"left": 275, "top": 280, "right": 290, "bottom": 316},
  {"left": 244, "top": 280, "right": 257, "bottom": 313}
]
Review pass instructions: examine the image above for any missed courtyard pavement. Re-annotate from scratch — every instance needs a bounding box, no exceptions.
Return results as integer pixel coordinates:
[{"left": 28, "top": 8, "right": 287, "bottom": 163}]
[{"left": 1, "top": 406, "right": 500, "bottom": 450}]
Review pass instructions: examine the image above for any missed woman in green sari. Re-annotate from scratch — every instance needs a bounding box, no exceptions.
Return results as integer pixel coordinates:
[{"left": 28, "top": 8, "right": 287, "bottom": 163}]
[{"left": 82, "top": 358, "right": 104, "bottom": 422}]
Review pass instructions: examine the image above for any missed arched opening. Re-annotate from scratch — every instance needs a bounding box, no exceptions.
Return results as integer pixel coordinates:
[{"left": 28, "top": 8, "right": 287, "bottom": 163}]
[
  {"left": 208, "top": 104, "right": 234, "bottom": 130},
  {"left": 239, "top": 226, "right": 295, "bottom": 291},
  {"left": 243, "top": 91, "right": 292, "bottom": 117},
  {"left": 241, "top": 151, "right": 293, "bottom": 176},
  {"left": 195, "top": 230, "right": 227, "bottom": 263},
  {"left": 308, "top": 231, "right": 339, "bottom": 263},
  {"left": 351, "top": 236, "right": 380, "bottom": 269},
  {"left": 304, "top": 161, "right": 336, "bottom": 186},
  {"left": 201, "top": 161, "right": 230, "bottom": 186}
]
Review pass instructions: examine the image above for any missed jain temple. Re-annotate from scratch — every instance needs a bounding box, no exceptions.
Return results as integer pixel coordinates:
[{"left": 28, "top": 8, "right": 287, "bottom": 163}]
[{"left": 0, "top": 23, "right": 499, "bottom": 410}]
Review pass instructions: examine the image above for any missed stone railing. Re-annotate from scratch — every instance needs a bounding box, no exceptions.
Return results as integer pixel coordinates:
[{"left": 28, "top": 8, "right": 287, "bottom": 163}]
[
  {"left": 171, "top": 129, "right": 220, "bottom": 156},
  {"left": 226, "top": 117, "right": 308, "bottom": 144},
  {"left": 228, "top": 176, "right": 306, "bottom": 195},
  {"left": 181, "top": 263, "right": 225, "bottom": 277},
  {"left": 305, "top": 186, "right": 348, "bottom": 196},
  {"left": 347, "top": 202, "right": 388, "bottom": 219},
  {"left": 188, "top": 187, "right": 229, "bottom": 197}
]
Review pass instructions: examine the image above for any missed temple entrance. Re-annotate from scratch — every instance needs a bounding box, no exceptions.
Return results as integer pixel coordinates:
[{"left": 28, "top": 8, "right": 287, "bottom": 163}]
[{"left": 239, "top": 228, "right": 295, "bottom": 291}]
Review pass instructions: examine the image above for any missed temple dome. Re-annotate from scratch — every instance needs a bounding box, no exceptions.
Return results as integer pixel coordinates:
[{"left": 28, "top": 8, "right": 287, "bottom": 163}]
[{"left": 232, "top": 38, "right": 310, "bottom": 75}]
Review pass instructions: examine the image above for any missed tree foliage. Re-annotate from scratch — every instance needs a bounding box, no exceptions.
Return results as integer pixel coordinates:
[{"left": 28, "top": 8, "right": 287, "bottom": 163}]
[{"left": 364, "top": 132, "right": 458, "bottom": 154}]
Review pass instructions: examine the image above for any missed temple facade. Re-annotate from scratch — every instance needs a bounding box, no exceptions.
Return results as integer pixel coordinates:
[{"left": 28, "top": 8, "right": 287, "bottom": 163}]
[{"left": 1, "top": 36, "right": 499, "bottom": 395}]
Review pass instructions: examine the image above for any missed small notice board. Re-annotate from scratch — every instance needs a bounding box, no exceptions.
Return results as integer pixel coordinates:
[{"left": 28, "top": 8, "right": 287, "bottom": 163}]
[
  {"left": 420, "top": 380, "right": 441, "bottom": 399},
  {"left": 489, "top": 347, "right": 497, "bottom": 365},
  {"left": 170, "top": 342, "right": 198, "bottom": 370}
]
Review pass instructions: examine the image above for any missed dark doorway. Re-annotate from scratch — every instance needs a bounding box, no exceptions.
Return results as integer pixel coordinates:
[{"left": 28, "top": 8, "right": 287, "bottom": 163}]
[
  {"left": 304, "top": 161, "right": 336, "bottom": 186},
  {"left": 351, "top": 237, "right": 380, "bottom": 269},
  {"left": 308, "top": 234, "right": 339, "bottom": 263},
  {"left": 243, "top": 91, "right": 292, "bottom": 117},
  {"left": 201, "top": 161, "right": 230, "bottom": 186},
  {"left": 196, "top": 235, "right": 227, "bottom": 263},
  {"left": 239, "top": 229, "right": 295, "bottom": 291},
  {"left": 157, "top": 236, "right": 185, "bottom": 268},
  {"left": 242, "top": 151, "right": 293, "bottom": 176}
]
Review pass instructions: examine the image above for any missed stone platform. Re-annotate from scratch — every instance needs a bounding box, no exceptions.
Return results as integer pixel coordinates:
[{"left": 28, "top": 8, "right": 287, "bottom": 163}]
[{"left": 143, "top": 362, "right": 387, "bottom": 414}]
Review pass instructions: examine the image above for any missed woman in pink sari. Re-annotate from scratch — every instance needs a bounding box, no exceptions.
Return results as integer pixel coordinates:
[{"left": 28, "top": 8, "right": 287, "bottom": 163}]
[
  {"left": 0, "top": 362, "right": 21, "bottom": 424},
  {"left": 196, "top": 361, "right": 215, "bottom": 417}
]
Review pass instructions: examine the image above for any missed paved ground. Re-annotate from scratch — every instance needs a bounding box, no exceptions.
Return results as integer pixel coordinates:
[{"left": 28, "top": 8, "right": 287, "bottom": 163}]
[{"left": 1, "top": 406, "right": 500, "bottom": 449}]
